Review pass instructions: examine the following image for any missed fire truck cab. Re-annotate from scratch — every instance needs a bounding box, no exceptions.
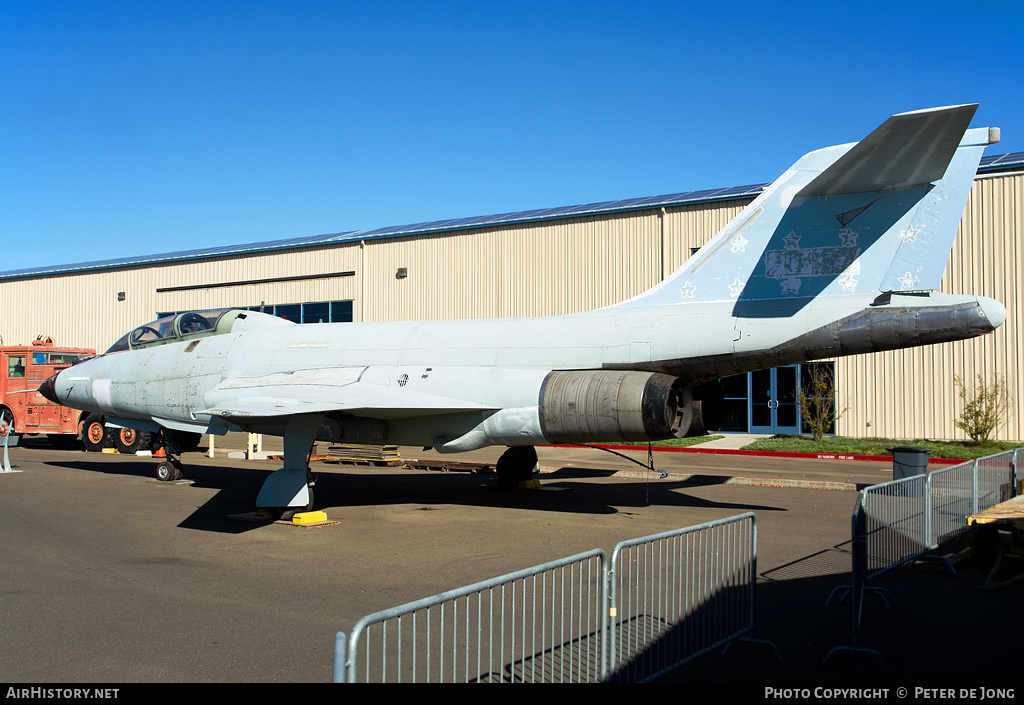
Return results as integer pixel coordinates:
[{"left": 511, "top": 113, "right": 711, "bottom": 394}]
[{"left": 0, "top": 337, "right": 96, "bottom": 448}]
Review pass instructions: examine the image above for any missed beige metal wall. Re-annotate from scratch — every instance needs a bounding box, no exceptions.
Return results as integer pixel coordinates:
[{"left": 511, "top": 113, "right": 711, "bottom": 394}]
[
  {"left": 1, "top": 172, "right": 1019, "bottom": 440},
  {"left": 0, "top": 245, "right": 362, "bottom": 352},
  {"left": 359, "top": 211, "right": 665, "bottom": 322}
]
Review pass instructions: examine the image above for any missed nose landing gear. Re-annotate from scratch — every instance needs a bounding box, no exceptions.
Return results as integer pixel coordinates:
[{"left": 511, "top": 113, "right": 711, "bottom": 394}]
[
  {"left": 156, "top": 458, "right": 184, "bottom": 482},
  {"left": 154, "top": 430, "right": 185, "bottom": 482}
]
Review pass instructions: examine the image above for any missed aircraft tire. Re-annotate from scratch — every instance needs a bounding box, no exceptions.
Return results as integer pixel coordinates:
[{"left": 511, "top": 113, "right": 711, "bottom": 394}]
[
  {"left": 496, "top": 446, "right": 538, "bottom": 489},
  {"left": 156, "top": 460, "right": 183, "bottom": 482}
]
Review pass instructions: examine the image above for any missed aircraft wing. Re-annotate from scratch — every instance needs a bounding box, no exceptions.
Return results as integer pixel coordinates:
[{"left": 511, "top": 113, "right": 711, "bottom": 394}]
[{"left": 198, "top": 367, "right": 497, "bottom": 421}]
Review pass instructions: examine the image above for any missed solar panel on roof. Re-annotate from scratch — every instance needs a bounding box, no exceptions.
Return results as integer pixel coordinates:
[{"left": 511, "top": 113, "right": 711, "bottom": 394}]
[{"left": 980, "top": 152, "right": 1024, "bottom": 170}]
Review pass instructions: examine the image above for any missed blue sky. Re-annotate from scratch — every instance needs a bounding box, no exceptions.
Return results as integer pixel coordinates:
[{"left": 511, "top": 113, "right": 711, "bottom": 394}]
[{"left": 2, "top": 1, "right": 1022, "bottom": 273}]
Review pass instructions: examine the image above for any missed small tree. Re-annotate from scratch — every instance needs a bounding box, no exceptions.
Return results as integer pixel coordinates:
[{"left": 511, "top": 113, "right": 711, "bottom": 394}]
[
  {"left": 798, "top": 363, "right": 847, "bottom": 442},
  {"left": 953, "top": 374, "right": 1012, "bottom": 444}
]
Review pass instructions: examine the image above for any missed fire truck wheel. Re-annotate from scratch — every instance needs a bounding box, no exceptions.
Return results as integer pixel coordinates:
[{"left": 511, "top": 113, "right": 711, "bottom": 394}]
[
  {"left": 82, "top": 415, "right": 112, "bottom": 452},
  {"left": 115, "top": 428, "right": 152, "bottom": 455}
]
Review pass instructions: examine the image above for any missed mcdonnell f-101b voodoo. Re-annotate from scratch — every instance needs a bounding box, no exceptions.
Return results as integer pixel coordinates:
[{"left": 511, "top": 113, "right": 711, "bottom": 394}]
[{"left": 40, "top": 104, "right": 1005, "bottom": 513}]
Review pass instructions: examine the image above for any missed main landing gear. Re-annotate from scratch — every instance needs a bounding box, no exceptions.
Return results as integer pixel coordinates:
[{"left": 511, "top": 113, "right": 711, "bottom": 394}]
[
  {"left": 495, "top": 445, "right": 539, "bottom": 489},
  {"left": 254, "top": 414, "right": 321, "bottom": 519}
]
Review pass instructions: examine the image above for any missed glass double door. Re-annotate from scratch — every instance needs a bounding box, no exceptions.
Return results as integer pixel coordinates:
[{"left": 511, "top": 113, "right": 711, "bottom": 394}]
[{"left": 750, "top": 366, "right": 801, "bottom": 434}]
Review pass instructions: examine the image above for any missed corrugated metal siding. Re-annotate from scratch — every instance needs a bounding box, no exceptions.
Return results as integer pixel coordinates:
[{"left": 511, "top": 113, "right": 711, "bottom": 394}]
[
  {"left": 662, "top": 199, "right": 752, "bottom": 276},
  {"left": 497, "top": 212, "right": 661, "bottom": 318},
  {"left": 152, "top": 245, "right": 361, "bottom": 315},
  {"left": 0, "top": 268, "right": 155, "bottom": 352},
  {"left": 0, "top": 246, "right": 362, "bottom": 351},
  {"left": 361, "top": 229, "right": 500, "bottom": 322},
  {"left": 359, "top": 212, "right": 663, "bottom": 322}
]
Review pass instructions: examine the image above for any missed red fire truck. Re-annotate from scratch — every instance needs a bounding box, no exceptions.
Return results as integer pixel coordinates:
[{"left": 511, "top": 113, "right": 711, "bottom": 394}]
[{"left": 0, "top": 337, "right": 97, "bottom": 448}]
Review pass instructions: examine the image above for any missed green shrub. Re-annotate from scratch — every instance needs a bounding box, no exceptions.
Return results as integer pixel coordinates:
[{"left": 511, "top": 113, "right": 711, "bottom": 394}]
[{"left": 953, "top": 374, "right": 1012, "bottom": 445}]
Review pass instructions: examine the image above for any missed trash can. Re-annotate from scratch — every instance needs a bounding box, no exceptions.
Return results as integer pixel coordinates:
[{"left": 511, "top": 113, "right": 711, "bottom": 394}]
[{"left": 888, "top": 446, "right": 930, "bottom": 481}]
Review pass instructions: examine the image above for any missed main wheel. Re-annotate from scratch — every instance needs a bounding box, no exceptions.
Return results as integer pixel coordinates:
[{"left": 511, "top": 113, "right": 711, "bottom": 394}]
[{"left": 496, "top": 446, "right": 538, "bottom": 489}]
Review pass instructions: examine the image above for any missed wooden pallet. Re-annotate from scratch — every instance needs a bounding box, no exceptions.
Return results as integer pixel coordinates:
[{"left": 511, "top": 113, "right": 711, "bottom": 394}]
[
  {"left": 403, "top": 458, "right": 494, "bottom": 474},
  {"left": 324, "top": 444, "right": 404, "bottom": 466}
]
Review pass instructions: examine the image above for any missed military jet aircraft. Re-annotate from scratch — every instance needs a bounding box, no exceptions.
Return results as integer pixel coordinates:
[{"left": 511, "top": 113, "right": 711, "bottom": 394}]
[{"left": 40, "top": 104, "right": 1005, "bottom": 513}]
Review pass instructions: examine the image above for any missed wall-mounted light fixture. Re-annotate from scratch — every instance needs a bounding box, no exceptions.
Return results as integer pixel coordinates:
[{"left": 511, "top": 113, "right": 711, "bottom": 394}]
[
  {"left": 396, "top": 267, "right": 408, "bottom": 280},
  {"left": 117, "top": 292, "right": 126, "bottom": 302}
]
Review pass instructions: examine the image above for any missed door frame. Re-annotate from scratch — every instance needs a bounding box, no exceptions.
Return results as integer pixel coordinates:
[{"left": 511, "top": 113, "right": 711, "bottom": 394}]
[{"left": 749, "top": 365, "right": 802, "bottom": 435}]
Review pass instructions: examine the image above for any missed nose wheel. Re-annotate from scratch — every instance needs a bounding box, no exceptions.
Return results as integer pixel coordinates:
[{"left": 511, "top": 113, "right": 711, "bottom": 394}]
[
  {"left": 156, "top": 458, "right": 184, "bottom": 482},
  {"left": 154, "top": 430, "right": 184, "bottom": 482}
]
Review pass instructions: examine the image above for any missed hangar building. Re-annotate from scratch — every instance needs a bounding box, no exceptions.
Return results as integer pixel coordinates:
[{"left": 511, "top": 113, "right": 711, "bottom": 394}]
[{"left": 2, "top": 152, "right": 1022, "bottom": 441}]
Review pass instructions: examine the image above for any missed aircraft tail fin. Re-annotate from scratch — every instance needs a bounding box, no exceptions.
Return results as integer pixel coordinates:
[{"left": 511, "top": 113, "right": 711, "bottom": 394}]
[{"left": 618, "top": 104, "right": 999, "bottom": 309}]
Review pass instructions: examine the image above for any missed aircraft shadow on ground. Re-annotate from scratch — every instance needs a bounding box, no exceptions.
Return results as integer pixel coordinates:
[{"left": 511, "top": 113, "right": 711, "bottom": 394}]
[{"left": 39, "top": 451, "right": 785, "bottom": 533}]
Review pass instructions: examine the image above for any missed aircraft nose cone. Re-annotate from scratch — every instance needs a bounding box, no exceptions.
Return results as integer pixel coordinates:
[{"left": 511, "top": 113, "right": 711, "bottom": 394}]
[{"left": 39, "top": 373, "right": 61, "bottom": 404}]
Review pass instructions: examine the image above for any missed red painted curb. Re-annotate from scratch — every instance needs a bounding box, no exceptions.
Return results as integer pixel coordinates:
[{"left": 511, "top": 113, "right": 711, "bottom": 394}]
[{"left": 541, "top": 443, "right": 968, "bottom": 465}]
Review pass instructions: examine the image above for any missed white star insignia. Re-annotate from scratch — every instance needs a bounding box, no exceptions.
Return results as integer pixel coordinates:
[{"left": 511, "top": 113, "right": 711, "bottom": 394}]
[
  {"left": 730, "top": 234, "right": 748, "bottom": 253},
  {"left": 728, "top": 277, "right": 745, "bottom": 298},
  {"left": 838, "top": 272, "right": 858, "bottom": 292},
  {"left": 897, "top": 272, "right": 920, "bottom": 290},
  {"left": 900, "top": 224, "right": 920, "bottom": 243},
  {"left": 679, "top": 281, "right": 697, "bottom": 299}
]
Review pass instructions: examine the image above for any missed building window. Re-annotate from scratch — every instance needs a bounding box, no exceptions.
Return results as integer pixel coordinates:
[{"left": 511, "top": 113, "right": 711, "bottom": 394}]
[
  {"left": 160, "top": 300, "right": 355, "bottom": 324},
  {"left": 244, "top": 300, "right": 355, "bottom": 324}
]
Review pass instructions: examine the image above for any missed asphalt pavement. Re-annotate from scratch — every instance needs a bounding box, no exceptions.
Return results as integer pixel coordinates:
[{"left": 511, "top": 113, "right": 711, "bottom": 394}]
[{"left": 0, "top": 435, "right": 1020, "bottom": 692}]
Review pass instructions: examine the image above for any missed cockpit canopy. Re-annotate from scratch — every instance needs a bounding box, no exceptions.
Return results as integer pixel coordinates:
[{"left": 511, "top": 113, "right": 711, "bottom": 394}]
[{"left": 105, "top": 309, "right": 247, "bottom": 354}]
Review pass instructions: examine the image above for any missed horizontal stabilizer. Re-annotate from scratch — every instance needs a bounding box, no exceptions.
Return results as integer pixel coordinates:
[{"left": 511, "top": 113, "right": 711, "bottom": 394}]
[
  {"left": 798, "top": 104, "right": 978, "bottom": 196},
  {"left": 617, "top": 103, "right": 997, "bottom": 309}
]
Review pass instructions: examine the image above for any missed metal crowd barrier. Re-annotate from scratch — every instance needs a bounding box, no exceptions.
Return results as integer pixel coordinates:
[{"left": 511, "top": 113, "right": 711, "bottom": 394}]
[
  {"left": 606, "top": 512, "right": 778, "bottom": 681},
  {"left": 333, "top": 512, "right": 772, "bottom": 683},
  {"left": 826, "top": 448, "right": 1020, "bottom": 666},
  {"left": 858, "top": 449, "right": 1017, "bottom": 580},
  {"left": 334, "top": 549, "right": 608, "bottom": 683}
]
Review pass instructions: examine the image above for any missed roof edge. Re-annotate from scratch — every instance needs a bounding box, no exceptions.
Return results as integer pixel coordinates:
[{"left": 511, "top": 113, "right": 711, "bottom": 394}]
[{"left": 3, "top": 151, "right": 1020, "bottom": 282}]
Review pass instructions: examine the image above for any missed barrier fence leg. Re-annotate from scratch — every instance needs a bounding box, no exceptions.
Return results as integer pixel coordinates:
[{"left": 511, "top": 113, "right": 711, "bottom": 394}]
[
  {"left": 332, "top": 631, "right": 347, "bottom": 683},
  {"left": 824, "top": 500, "right": 888, "bottom": 669}
]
